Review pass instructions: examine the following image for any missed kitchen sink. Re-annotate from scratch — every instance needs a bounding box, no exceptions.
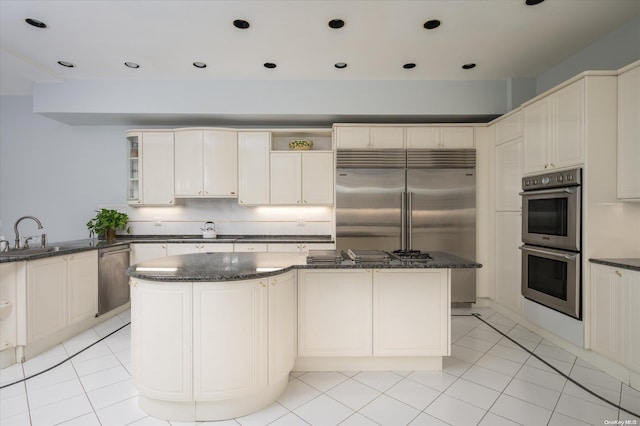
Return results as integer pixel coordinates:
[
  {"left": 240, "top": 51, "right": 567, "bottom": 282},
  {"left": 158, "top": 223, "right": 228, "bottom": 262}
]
[{"left": 0, "top": 246, "right": 61, "bottom": 257}]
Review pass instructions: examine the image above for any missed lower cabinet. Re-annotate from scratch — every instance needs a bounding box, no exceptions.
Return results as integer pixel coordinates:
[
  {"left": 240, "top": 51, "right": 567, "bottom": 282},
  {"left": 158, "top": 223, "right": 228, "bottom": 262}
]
[
  {"left": 26, "top": 251, "right": 98, "bottom": 343},
  {"left": 0, "top": 263, "right": 19, "bottom": 355},
  {"left": 494, "top": 212, "right": 523, "bottom": 313},
  {"left": 297, "top": 269, "right": 450, "bottom": 357},
  {"left": 590, "top": 264, "right": 640, "bottom": 371},
  {"left": 268, "top": 272, "right": 296, "bottom": 381}
]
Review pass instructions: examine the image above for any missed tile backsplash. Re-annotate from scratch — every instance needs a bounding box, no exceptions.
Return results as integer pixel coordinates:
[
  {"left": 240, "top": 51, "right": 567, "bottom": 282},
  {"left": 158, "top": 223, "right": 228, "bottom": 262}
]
[{"left": 103, "top": 199, "right": 334, "bottom": 236}]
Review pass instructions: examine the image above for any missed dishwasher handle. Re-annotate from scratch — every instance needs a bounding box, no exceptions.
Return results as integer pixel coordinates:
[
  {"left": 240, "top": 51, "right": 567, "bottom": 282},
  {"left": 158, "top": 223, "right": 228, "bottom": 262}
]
[{"left": 100, "top": 248, "right": 131, "bottom": 258}]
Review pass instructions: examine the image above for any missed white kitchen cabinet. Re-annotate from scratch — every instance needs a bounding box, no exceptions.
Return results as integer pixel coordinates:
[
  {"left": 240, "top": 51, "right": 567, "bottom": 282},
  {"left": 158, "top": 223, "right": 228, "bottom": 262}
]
[
  {"left": 524, "top": 80, "right": 584, "bottom": 174},
  {"left": 26, "top": 252, "right": 98, "bottom": 342},
  {"left": 234, "top": 243, "right": 268, "bottom": 252},
  {"left": 590, "top": 264, "right": 640, "bottom": 371},
  {"left": 268, "top": 272, "right": 296, "bottom": 383},
  {"left": 494, "top": 212, "right": 523, "bottom": 314},
  {"left": 406, "top": 127, "right": 474, "bottom": 149},
  {"left": 267, "top": 242, "right": 336, "bottom": 253},
  {"left": 495, "top": 137, "right": 523, "bottom": 211},
  {"left": 166, "top": 243, "right": 234, "bottom": 256},
  {"left": 297, "top": 269, "right": 372, "bottom": 356},
  {"left": 372, "top": 269, "right": 449, "bottom": 356},
  {"left": 193, "top": 279, "right": 267, "bottom": 400},
  {"left": 131, "top": 279, "right": 193, "bottom": 401},
  {"left": 617, "top": 61, "right": 640, "bottom": 199},
  {"left": 238, "top": 132, "right": 270, "bottom": 205},
  {"left": 335, "top": 126, "right": 404, "bottom": 149},
  {"left": 130, "top": 243, "right": 167, "bottom": 265},
  {"left": 0, "top": 263, "right": 19, "bottom": 355},
  {"left": 175, "top": 130, "right": 238, "bottom": 198},
  {"left": 270, "top": 152, "right": 334, "bottom": 205},
  {"left": 494, "top": 110, "right": 523, "bottom": 145},
  {"left": 67, "top": 251, "right": 99, "bottom": 325},
  {"left": 127, "top": 131, "right": 175, "bottom": 206}
]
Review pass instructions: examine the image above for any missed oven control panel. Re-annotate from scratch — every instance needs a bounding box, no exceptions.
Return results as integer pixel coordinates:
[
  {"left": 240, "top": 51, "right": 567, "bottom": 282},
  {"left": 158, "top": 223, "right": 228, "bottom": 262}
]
[{"left": 522, "top": 168, "right": 581, "bottom": 190}]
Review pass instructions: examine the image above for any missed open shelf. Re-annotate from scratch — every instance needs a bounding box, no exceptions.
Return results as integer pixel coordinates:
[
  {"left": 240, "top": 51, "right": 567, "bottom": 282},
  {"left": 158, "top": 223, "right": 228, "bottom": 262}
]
[{"left": 271, "top": 129, "right": 333, "bottom": 151}]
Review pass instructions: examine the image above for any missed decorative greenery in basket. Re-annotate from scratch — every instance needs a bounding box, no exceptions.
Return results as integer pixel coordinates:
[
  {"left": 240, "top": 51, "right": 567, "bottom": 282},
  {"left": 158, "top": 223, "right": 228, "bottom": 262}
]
[
  {"left": 289, "top": 139, "right": 313, "bottom": 150},
  {"left": 86, "top": 208, "right": 131, "bottom": 242}
]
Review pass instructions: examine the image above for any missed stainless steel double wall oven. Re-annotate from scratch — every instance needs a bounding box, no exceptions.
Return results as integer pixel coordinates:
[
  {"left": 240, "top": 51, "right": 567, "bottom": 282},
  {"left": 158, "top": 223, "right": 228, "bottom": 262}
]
[{"left": 520, "top": 168, "right": 582, "bottom": 319}]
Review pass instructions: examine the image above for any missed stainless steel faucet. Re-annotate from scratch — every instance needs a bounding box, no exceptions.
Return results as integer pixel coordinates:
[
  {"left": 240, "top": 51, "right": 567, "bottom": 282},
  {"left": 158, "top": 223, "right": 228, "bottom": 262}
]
[{"left": 14, "top": 216, "right": 44, "bottom": 249}]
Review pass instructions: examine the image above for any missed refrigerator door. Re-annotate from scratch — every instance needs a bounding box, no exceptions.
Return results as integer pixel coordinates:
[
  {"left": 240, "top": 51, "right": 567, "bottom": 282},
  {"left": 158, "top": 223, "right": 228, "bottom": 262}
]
[
  {"left": 336, "top": 168, "right": 405, "bottom": 251},
  {"left": 407, "top": 168, "right": 477, "bottom": 303}
]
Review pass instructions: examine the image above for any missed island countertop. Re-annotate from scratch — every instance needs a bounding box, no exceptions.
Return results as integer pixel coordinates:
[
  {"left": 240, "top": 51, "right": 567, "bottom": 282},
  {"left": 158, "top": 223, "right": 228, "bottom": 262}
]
[{"left": 127, "top": 251, "right": 482, "bottom": 282}]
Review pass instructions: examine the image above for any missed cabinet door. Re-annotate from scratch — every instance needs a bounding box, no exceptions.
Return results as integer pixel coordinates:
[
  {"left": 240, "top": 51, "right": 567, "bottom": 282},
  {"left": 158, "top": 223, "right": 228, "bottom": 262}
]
[
  {"left": 373, "top": 269, "right": 449, "bottom": 356},
  {"left": 0, "top": 263, "right": 18, "bottom": 350},
  {"left": 405, "top": 127, "right": 441, "bottom": 149},
  {"left": 167, "top": 244, "right": 201, "bottom": 256},
  {"left": 552, "top": 80, "right": 584, "bottom": 169},
  {"left": 495, "top": 138, "right": 523, "bottom": 211},
  {"left": 494, "top": 212, "right": 523, "bottom": 313},
  {"left": 442, "top": 127, "right": 474, "bottom": 149},
  {"left": 495, "top": 111, "right": 523, "bottom": 145},
  {"left": 204, "top": 130, "right": 238, "bottom": 197},
  {"left": 617, "top": 65, "right": 640, "bottom": 199},
  {"left": 627, "top": 270, "right": 640, "bottom": 371},
  {"left": 268, "top": 272, "right": 296, "bottom": 383},
  {"left": 142, "top": 132, "right": 175, "bottom": 205},
  {"left": 234, "top": 243, "right": 268, "bottom": 252},
  {"left": 302, "top": 152, "right": 334, "bottom": 205},
  {"left": 174, "top": 130, "right": 204, "bottom": 196},
  {"left": 131, "top": 280, "right": 192, "bottom": 401},
  {"left": 524, "top": 99, "right": 551, "bottom": 174},
  {"left": 193, "top": 279, "right": 267, "bottom": 400},
  {"left": 298, "top": 269, "right": 372, "bottom": 356},
  {"left": 590, "top": 264, "right": 625, "bottom": 363},
  {"left": 335, "top": 127, "right": 369, "bottom": 149},
  {"left": 26, "top": 257, "right": 67, "bottom": 343},
  {"left": 267, "top": 243, "right": 301, "bottom": 253},
  {"left": 130, "top": 244, "right": 166, "bottom": 265},
  {"left": 238, "top": 132, "right": 270, "bottom": 205},
  {"left": 270, "top": 152, "right": 302, "bottom": 204},
  {"left": 67, "top": 252, "right": 98, "bottom": 325},
  {"left": 370, "top": 127, "right": 404, "bottom": 149}
]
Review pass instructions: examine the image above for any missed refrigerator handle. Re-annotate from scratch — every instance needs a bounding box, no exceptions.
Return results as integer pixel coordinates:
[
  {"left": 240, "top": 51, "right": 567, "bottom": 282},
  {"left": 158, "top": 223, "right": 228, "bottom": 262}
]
[
  {"left": 401, "top": 192, "right": 407, "bottom": 251},
  {"left": 407, "top": 191, "right": 413, "bottom": 250}
]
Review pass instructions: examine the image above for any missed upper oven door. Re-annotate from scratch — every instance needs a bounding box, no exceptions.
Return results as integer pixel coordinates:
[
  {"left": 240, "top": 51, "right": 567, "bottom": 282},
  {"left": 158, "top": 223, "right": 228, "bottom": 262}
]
[{"left": 521, "top": 186, "right": 580, "bottom": 251}]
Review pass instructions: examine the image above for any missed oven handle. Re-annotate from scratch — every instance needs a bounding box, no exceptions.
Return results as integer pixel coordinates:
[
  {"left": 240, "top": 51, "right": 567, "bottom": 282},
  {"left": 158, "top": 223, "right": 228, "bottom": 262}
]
[
  {"left": 519, "top": 187, "right": 578, "bottom": 196},
  {"left": 518, "top": 245, "right": 578, "bottom": 260}
]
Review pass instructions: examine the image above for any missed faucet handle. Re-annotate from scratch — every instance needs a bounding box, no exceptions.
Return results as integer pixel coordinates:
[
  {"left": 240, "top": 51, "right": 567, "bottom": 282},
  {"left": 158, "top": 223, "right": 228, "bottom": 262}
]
[
  {"left": 0, "top": 239, "right": 9, "bottom": 252},
  {"left": 24, "top": 237, "right": 33, "bottom": 249}
]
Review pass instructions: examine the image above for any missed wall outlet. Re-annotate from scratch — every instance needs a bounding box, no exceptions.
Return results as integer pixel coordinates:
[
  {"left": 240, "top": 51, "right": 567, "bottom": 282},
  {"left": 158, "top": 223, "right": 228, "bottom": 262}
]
[
  {"left": 297, "top": 217, "right": 305, "bottom": 226},
  {"left": 154, "top": 217, "right": 162, "bottom": 227}
]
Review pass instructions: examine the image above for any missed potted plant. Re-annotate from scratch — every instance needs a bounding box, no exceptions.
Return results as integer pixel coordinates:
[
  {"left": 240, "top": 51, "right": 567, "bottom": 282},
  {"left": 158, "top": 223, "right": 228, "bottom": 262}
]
[{"left": 86, "top": 208, "right": 131, "bottom": 242}]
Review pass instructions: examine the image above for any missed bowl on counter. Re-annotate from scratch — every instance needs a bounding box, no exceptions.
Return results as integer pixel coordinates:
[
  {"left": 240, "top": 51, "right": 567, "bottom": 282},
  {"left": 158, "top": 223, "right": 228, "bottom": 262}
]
[{"left": 289, "top": 140, "right": 313, "bottom": 150}]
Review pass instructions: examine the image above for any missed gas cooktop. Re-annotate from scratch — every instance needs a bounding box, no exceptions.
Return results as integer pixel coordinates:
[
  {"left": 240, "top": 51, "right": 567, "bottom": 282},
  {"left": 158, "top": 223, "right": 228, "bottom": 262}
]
[{"left": 390, "top": 249, "right": 433, "bottom": 262}]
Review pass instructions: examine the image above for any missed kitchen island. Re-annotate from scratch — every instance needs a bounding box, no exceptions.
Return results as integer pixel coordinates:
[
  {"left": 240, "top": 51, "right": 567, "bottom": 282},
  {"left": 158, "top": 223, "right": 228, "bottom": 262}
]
[{"left": 128, "top": 251, "right": 480, "bottom": 421}]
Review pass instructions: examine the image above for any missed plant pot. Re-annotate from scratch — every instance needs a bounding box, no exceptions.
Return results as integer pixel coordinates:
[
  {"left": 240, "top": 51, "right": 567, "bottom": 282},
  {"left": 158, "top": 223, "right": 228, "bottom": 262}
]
[{"left": 105, "top": 229, "right": 117, "bottom": 243}]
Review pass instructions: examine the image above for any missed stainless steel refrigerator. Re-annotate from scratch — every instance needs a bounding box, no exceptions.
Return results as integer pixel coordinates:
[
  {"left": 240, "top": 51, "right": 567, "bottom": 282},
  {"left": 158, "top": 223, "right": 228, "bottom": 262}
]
[{"left": 336, "top": 149, "right": 477, "bottom": 304}]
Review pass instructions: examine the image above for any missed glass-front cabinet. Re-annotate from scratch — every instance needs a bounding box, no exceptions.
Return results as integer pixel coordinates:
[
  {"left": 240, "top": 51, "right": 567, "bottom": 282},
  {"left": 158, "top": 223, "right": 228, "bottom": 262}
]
[{"left": 127, "top": 132, "right": 141, "bottom": 204}]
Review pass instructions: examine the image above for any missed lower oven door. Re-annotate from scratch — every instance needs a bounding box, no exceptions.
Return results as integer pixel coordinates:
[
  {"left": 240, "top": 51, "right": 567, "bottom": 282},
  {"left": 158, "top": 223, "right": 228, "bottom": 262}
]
[{"left": 520, "top": 245, "right": 581, "bottom": 319}]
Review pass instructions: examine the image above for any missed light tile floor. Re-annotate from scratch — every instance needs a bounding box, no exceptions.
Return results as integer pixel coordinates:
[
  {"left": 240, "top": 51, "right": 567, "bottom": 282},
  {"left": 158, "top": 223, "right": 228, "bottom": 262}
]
[{"left": 1, "top": 307, "right": 639, "bottom": 426}]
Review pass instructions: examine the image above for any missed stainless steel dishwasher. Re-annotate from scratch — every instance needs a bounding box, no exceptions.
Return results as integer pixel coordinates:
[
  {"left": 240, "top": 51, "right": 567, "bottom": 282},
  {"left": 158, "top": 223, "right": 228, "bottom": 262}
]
[{"left": 97, "top": 245, "right": 131, "bottom": 316}]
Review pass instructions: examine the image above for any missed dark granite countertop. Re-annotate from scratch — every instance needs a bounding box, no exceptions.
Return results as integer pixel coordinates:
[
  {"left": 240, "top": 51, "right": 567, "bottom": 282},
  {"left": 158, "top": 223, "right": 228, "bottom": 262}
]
[
  {"left": 0, "top": 235, "right": 334, "bottom": 264},
  {"left": 589, "top": 258, "right": 640, "bottom": 272},
  {"left": 127, "top": 251, "right": 482, "bottom": 282}
]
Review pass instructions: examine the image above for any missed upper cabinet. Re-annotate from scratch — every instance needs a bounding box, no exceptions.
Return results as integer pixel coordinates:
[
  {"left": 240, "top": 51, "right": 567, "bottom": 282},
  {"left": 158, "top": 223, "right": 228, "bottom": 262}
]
[
  {"left": 238, "top": 132, "right": 271, "bottom": 205},
  {"left": 617, "top": 61, "right": 640, "bottom": 200},
  {"left": 270, "top": 152, "right": 334, "bottom": 205},
  {"left": 523, "top": 79, "right": 585, "bottom": 175},
  {"left": 175, "top": 130, "right": 238, "bottom": 198},
  {"left": 406, "top": 127, "right": 474, "bottom": 149},
  {"left": 127, "top": 131, "right": 175, "bottom": 206},
  {"left": 494, "top": 111, "right": 524, "bottom": 212},
  {"left": 335, "top": 126, "right": 404, "bottom": 149}
]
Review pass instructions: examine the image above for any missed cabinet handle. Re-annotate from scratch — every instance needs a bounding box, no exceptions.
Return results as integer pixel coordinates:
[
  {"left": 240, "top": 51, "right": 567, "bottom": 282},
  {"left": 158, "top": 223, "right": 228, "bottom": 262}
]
[
  {"left": 259, "top": 281, "right": 266, "bottom": 288},
  {"left": 544, "top": 164, "right": 548, "bottom": 169},
  {"left": 169, "top": 200, "right": 174, "bottom": 204},
  {"left": 271, "top": 278, "right": 277, "bottom": 285},
  {"left": 231, "top": 192, "right": 236, "bottom": 195},
  {"left": 615, "top": 270, "right": 623, "bottom": 277},
  {"left": 550, "top": 163, "right": 555, "bottom": 168}
]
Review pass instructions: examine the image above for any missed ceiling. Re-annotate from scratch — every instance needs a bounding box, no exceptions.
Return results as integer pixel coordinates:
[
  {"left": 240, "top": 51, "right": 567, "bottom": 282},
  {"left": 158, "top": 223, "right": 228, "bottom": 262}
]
[{"left": 1, "top": 0, "right": 639, "bottom": 99}]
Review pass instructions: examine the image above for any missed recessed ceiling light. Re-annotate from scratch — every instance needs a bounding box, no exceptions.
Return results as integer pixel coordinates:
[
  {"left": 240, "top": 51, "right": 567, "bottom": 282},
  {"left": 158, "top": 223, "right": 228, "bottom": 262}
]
[
  {"left": 25, "top": 18, "right": 47, "bottom": 28},
  {"left": 328, "top": 19, "right": 345, "bottom": 29},
  {"left": 462, "top": 63, "right": 476, "bottom": 70},
  {"left": 403, "top": 63, "right": 416, "bottom": 69},
  {"left": 264, "top": 62, "right": 277, "bottom": 69},
  {"left": 525, "top": 0, "right": 545, "bottom": 5},
  {"left": 124, "top": 62, "right": 140, "bottom": 69},
  {"left": 334, "top": 62, "right": 347, "bottom": 69},
  {"left": 193, "top": 62, "right": 207, "bottom": 69},
  {"left": 423, "top": 19, "right": 441, "bottom": 30},
  {"left": 57, "top": 61, "right": 75, "bottom": 68},
  {"left": 233, "top": 19, "right": 250, "bottom": 29}
]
